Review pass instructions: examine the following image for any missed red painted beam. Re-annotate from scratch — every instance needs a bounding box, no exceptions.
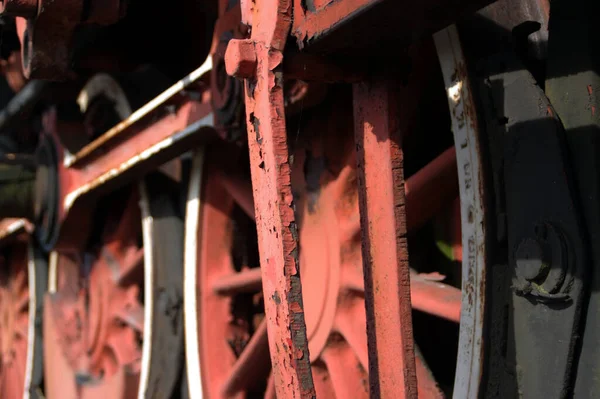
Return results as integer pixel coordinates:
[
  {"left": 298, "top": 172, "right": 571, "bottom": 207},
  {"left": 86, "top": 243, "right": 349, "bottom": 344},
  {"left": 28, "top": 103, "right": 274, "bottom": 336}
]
[
  {"left": 291, "top": 0, "right": 494, "bottom": 53},
  {"left": 227, "top": 0, "right": 317, "bottom": 397},
  {"left": 353, "top": 78, "right": 418, "bottom": 398}
]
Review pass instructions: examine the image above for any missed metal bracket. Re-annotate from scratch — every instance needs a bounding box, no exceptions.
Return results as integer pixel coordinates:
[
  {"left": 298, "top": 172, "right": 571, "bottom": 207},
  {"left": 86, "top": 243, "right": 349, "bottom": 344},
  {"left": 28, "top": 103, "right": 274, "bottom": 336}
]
[{"left": 479, "top": 53, "right": 588, "bottom": 398}]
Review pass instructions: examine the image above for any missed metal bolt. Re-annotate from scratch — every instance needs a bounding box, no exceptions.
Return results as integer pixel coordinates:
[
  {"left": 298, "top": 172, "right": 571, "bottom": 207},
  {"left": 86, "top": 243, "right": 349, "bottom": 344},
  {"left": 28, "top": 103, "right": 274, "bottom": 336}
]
[
  {"left": 515, "top": 237, "right": 548, "bottom": 281},
  {"left": 224, "top": 39, "right": 257, "bottom": 80}
]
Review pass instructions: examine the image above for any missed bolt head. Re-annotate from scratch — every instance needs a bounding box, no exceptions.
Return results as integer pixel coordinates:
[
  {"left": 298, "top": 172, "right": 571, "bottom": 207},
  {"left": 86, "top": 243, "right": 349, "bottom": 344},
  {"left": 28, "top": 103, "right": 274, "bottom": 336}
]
[
  {"left": 515, "top": 237, "right": 547, "bottom": 281},
  {"left": 224, "top": 39, "right": 257, "bottom": 80}
]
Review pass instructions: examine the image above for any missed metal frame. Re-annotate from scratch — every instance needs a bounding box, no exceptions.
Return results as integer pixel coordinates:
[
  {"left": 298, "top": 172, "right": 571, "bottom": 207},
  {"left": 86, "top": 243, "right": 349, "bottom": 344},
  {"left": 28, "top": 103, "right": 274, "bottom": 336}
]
[{"left": 0, "top": 0, "right": 560, "bottom": 397}]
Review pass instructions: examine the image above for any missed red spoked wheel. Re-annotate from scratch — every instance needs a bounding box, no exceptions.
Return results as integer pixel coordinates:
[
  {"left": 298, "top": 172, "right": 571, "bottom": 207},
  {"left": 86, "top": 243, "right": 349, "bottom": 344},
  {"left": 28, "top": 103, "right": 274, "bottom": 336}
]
[
  {"left": 184, "top": 40, "right": 478, "bottom": 395},
  {"left": 44, "top": 176, "right": 185, "bottom": 399},
  {"left": 0, "top": 220, "right": 46, "bottom": 399}
]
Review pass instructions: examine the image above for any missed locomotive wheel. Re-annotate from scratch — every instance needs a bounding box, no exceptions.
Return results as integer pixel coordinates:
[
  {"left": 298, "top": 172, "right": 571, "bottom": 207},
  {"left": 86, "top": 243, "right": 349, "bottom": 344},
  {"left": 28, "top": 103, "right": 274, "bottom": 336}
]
[
  {"left": 185, "top": 25, "right": 488, "bottom": 397},
  {"left": 185, "top": 144, "right": 459, "bottom": 397},
  {"left": 43, "top": 177, "right": 184, "bottom": 398},
  {"left": 0, "top": 226, "right": 47, "bottom": 399}
]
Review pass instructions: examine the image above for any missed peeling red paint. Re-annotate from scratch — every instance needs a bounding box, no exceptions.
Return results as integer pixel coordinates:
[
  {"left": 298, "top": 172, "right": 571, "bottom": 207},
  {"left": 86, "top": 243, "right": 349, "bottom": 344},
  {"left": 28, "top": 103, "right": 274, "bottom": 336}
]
[
  {"left": 230, "top": 0, "right": 316, "bottom": 396},
  {"left": 53, "top": 98, "right": 214, "bottom": 248}
]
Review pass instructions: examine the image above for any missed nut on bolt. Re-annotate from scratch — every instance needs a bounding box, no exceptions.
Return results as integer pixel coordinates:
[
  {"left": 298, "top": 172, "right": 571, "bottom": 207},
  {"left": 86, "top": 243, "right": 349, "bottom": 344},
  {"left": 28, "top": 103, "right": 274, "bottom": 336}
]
[
  {"left": 224, "top": 39, "right": 257, "bottom": 80},
  {"left": 515, "top": 237, "right": 548, "bottom": 281}
]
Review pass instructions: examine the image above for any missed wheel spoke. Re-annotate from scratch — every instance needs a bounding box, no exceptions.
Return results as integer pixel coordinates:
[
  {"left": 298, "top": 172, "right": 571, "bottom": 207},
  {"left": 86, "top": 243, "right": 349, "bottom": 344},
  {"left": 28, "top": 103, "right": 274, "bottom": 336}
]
[
  {"left": 219, "top": 172, "right": 255, "bottom": 220},
  {"left": 415, "top": 346, "right": 444, "bottom": 398},
  {"left": 333, "top": 300, "right": 368, "bottom": 369},
  {"left": 341, "top": 263, "right": 365, "bottom": 293},
  {"left": 114, "top": 301, "right": 144, "bottom": 333},
  {"left": 321, "top": 344, "right": 369, "bottom": 398},
  {"left": 106, "top": 327, "right": 142, "bottom": 372},
  {"left": 334, "top": 304, "right": 445, "bottom": 398},
  {"left": 404, "top": 147, "right": 458, "bottom": 231},
  {"left": 342, "top": 146, "right": 459, "bottom": 241},
  {"left": 107, "top": 190, "right": 142, "bottom": 244},
  {"left": 103, "top": 246, "right": 144, "bottom": 285},
  {"left": 411, "top": 275, "right": 461, "bottom": 323},
  {"left": 264, "top": 373, "right": 276, "bottom": 399},
  {"left": 12, "top": 340, "right": 27, "bottom": 374},
  {"left": 221, "top": 319, "right": 270, "bottom": 396},
  {"left": 213, "top": 268, "right": 262, "bottom": 295},
  {"left": 0, "top": 366, "right": 5, "bottom": 396},
  {"left": 15, "top": 290, "right": 29, "bottom": 313},
  {"left": 4, "top": 357, "right": 22, "bottom": 398},
  {"left": 119, "top": 247, "right": 145, "bottom": 285},
  {"left": 14, "top": 312, "right": 29, "bottom": 339},
  {"left": 312, "top": 363, "right": 337, "bottom": 398},
  {"left": 11, "top": 267, "right": 26, "bottom": 293},
  {"left": 342, "top": 264, "right": 462, "bottom": 323}
]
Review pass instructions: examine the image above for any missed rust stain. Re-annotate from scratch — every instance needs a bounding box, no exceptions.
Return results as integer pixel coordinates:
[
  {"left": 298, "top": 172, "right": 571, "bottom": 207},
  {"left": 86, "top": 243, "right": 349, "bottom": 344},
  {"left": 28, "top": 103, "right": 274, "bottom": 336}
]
[
  {"left": 238, "top": 0, "right": 315, "bottom": 395},
  {"left": 62, "top": 101, "right": 213, "bottom": 212}
]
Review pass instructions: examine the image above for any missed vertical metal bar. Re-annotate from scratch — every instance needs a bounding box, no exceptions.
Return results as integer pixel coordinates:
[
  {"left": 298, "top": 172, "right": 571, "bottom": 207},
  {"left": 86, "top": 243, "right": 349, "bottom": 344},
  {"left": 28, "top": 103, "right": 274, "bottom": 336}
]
[
  {"left": 245, "top": 43, "right": 316, "bottom": 396},
  {"left": 353, "top": 79, "right": 418, "bottom": 398},
  {"left": 228, "top": 0, "right": 316, "bottom": 397}
]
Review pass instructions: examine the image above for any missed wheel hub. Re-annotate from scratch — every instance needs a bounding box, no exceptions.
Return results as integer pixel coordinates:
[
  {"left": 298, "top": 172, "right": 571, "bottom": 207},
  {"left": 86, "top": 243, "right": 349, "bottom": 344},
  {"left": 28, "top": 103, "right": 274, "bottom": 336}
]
[
  {"left": 49, "top": 254, "right": 143, "bottom": 382},
  {"left": 49, "top": 190, "right": 145, "bottom": 384}
]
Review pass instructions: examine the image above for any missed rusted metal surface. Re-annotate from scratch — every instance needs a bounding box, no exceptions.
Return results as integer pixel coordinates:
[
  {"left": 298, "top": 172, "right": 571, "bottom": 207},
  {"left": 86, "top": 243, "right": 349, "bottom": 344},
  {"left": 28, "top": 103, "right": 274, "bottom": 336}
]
[
  {"left": 353, "top": 79, "right": 417, "bottom": 398},
  {"left": 40, "top": 72, "right": 215, "bottom": 247},
  {"left": 282, "top": 51, "right": 365, "bottom": 83},
  {"left": 3, "top": 0, "right": 123, "bottom": 79},
  {"left": 210, "top": 86, "right": 464, "bottom": 395},
  {"left": 0, "top": 242, "right": 30, "bottom": 398},
  {"left": 0, "top": 0, "right": 548, "bottom": 397},
  {"left": 224, "top": 39, "right": 257, "bottom": 80},
  {"left": 290, "top": 0, "right": 494, "bottom": 52},
  {"left": 544, "top": 1, "right": 600, "bottom": 396},
  {"left": 292, "top": 0, "right": 380, "bottom": 47},
  {"left": 48, "top": 190, "right": 145, "bottom": 385},
  {"left": 0, "top": 218, "right": 31, "bottom": 244},
  {"left": 187, "top": 158, "right": 269, "bottom": 397},
  {"left": 68, "top": 57, "right": 213, "bottom": 166},
  {"left": 405, "top": 147, "right": 458, "bottom": 232},
  {"left": 459, "top": 0, "right": 550, "bottom": 64},
  {"left": 410, "top": 274, "right": 461, "bottom": 323},
  {"left": 434, "top": 25, "right": 487, "bottom": 398},
  {"left": 483, "top": 53, "right": 588, "bottom": 398},
  {"left": 43, "top": 176, "right": 184, "bottom": 398},
  {"left": 209, "top": 1, "right": 246, "bottom": 140},
  {"left": 225, "top": 0, "right": 316, "bottom": 396},
  {"left": 60, "top": 100, "right": 212, "bottom": 208},
  {"left": 13, "top": 1, "right": 83, "bottom": 79}
]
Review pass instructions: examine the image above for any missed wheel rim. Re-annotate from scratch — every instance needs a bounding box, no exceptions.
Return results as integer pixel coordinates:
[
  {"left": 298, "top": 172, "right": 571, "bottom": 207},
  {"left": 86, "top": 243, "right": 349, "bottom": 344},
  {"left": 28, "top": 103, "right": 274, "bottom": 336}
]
[
  {"left": 0, "top": 224, "right": 46, "bottom": 399},
  {"left": 433, "top": 25, "right": 488, "bottom": 398},
  {"left": 185, "top": 27, "right": 488, "bottom": 398}
]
